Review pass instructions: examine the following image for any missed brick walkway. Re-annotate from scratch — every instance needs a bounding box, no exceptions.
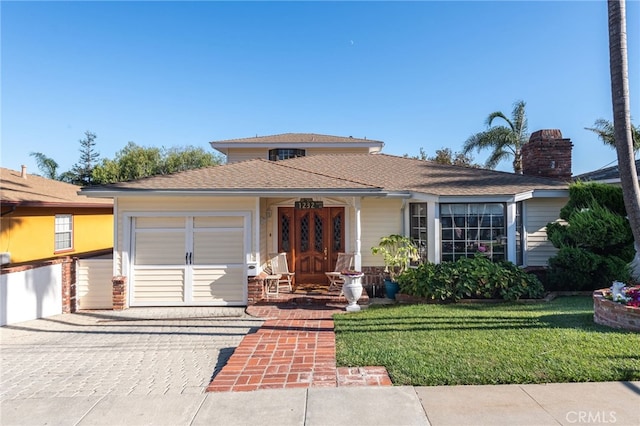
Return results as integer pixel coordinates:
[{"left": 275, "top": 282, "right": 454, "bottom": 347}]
[{"left": 206, "top": 304, "right": 392, "bottom": 392}]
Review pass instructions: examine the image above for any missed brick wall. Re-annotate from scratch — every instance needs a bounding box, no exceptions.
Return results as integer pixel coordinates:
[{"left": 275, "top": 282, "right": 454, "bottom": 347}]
[
  {"left": 593, "top": 289, "right": 640, "bottom": 332},
  {"left": 522, "top": 129, "right": 573, "bottom": 180},
  {"left": 247, "top": 275, "right": 266, "bottom": 305}
]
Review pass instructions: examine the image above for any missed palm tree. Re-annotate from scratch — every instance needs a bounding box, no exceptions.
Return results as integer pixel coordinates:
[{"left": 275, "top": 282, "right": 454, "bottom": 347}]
[
  {"left": 29, "top": 152, "right": 60, "bottom": 180},
  {"left": 585, "top": 118, "right": 640, "bottom": 152},
  {"left": 463, "top": 100, "right": 529, "bottom": 174},
  {"left": 608, "top": 0, "right": 640, "bottom": 279}
]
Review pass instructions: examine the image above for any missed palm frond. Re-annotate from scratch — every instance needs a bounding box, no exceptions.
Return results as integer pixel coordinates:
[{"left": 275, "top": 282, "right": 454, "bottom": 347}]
[{"left": 485, "top": 149, "right": 510, "bottom": 169}]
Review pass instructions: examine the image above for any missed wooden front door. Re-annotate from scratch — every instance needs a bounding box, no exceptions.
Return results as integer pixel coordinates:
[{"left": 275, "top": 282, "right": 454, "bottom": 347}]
[{"left": 277, "top": 207, "right": 345, "bottom": 284}]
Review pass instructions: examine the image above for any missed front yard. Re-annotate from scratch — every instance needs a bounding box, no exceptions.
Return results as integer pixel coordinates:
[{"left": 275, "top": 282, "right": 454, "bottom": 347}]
[{"left": 333, "top": 296, "right": 640, "bottom": 385}]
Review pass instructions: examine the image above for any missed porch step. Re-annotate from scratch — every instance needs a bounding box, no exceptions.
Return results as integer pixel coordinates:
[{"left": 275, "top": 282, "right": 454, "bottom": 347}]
[{"left": 258, "top": 289, "right": 370, "bottom": 307}]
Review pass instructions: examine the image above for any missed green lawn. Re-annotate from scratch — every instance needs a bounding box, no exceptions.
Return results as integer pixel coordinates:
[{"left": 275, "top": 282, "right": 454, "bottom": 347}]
[{"left": 333, "top": 297, "right": 640, "bottom": 386}]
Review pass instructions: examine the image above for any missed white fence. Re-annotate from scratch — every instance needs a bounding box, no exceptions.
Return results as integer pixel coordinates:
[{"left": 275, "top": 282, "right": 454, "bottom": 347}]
[
  {"left": 76, "top": 258, "right": 113, "bottom": 309},
  {"left": 0, "top": 263, "right": 62, "bottom": 326}
]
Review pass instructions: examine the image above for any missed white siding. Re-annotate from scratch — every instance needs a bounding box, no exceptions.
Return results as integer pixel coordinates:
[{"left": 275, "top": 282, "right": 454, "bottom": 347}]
[
  {"left": 525, "top": 198, "right": 567, "bottom": 267},
  {"left": 76, "top": 259, "right": 113, "bottom": 309},
  {"left": 360, "top": 198, "right": 403, "bottom": 266}
]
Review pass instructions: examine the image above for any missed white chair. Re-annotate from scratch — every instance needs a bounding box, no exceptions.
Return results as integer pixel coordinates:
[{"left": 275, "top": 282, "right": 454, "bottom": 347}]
[
  {"left": 325, "top": 252, "right": 355, "bottom": 293},
  {"left": 269, "top": 252, "right": 294, "bottom": 293}
]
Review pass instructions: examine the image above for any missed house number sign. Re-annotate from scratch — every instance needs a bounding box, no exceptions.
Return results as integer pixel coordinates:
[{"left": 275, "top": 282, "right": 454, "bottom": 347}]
[{"left": 295, "top": 198, "right": 323, "bottom": 209}]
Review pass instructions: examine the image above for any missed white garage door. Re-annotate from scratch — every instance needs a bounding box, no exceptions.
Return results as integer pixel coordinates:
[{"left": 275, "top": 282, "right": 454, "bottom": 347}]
[{"left": 131, "top": 215, "right": 246, "bottom": 306}]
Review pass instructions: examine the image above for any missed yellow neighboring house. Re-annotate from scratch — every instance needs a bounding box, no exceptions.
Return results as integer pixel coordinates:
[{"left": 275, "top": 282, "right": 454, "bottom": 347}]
[{"left": 0, "top": 166, "right": 113, "bottom": 265}]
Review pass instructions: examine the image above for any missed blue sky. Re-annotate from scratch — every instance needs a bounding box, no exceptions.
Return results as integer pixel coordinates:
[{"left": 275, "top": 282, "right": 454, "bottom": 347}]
[{"left": 2, "top": 1, "right": 639, "bottom": 177}]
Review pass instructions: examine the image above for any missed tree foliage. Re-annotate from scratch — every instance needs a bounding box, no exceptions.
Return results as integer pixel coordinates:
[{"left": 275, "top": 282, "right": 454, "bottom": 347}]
[
  {"left": 585, "top": 118, "right": 640, "bottom": 152},
  {"left": 65, "top": 131, "right": 100, "bottom": 186},
  {"left": 91, "top": 142, "right": 223, "bottom": 184},
  {"left": 546, "top": 182, "right": 634, "bottom": 291},
  {"left": 405, "top": 147, "right": 479, "bottom": 167},
  {"left": 29, "top": 152, "right": 60, "bottom": 180},
  {"left": 463, "top": 100, "right": 529, "bottom": 173}
]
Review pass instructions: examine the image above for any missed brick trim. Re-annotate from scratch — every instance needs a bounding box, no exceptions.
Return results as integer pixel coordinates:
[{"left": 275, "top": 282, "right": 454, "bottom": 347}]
[{"left": 593, "top": 289, "right": 640, "bottom": 332}]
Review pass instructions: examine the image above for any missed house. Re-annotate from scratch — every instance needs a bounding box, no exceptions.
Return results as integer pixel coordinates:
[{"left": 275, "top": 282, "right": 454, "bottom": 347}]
[
  {"left": 1, "top": 166, "right": 113, "bottom": 265},
  {"left": 573, "top": 159, "right": 640, "bottom": 184},
  {"left": 1, "top": 166, "right": 114, "bottom": 325},
  {"left": 80, "top": 131, "right": 572, "bottom": 309}
]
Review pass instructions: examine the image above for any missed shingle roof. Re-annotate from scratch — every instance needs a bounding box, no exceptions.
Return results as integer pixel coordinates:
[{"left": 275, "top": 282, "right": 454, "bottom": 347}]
[
  {"left": 82, "top": 154, "right": 568, "bottom": 197},
  {"left": 573, "top": 159, "right": 640, "bottom": 182},
  {"left": 1, "top": 167, "right": 113, "bottom": 207},
  {"left": 86, "top": 159, "right": 379, "bottom": 192},
  {"left": 210, "top": 133, "right": 383, "bottom": 145}
]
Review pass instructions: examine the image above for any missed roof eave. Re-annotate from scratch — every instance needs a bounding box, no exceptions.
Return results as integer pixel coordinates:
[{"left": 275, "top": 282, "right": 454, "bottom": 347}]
[
  {"left": 0, "top": 200, "right": 113, "bottom": 208},
  {"left": 210, "top": 142, "right": 384, "bottom": 149},
  {"left": 79, "top": 188, "right": 390, "bottom": 198}
]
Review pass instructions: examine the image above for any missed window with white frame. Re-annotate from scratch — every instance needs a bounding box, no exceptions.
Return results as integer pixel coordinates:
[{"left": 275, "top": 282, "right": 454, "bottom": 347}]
[
  {"left": 440, "top": 203, "right": 506, "bottom": 262},
  {"left": 54, "top": 214, "right": 73, "bottom": 251},
  {"left": 409, "top": 203, "right": 428, "bottom": 262}
]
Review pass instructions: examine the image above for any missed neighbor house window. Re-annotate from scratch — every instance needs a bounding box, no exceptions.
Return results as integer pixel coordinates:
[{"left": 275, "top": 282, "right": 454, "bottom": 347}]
[
  {"left": 440, "top": 203, "right": 506, "bottom": 262},
  {"left": 54, "top": 214, "right": 73, "bottom": 251},
  {"left": 409, "top": 203, "right": 428, "bottom": 262},
  {"left": 269, "top": 149, "right": 305, "bottom": 161}
]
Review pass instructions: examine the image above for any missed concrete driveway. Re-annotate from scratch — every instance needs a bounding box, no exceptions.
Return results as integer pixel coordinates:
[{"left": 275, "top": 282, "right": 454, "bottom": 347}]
[{"left": 0, "top": 308, "right": 263, "bottom": 401}]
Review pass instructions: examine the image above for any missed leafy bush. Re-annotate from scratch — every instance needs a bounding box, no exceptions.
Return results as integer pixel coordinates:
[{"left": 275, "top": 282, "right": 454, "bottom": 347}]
[
  {"left": 546, "top": 182, "right": 633, "bottom": 291},
  {"left": 397, "top": 255, "right": 544, "bottom": 302}
]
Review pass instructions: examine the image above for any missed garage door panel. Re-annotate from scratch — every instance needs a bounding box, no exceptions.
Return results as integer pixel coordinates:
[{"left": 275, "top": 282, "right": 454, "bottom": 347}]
[
  {"left": 136, "top": 217, "right": 185, "bottom": 229},
  {"left": 192, "top": 268, "right": 244, "bottom": 302},
  {"left": 193, "top": 230, "right": 243, "bottom": 264},
  {"left": 194, "top": 216, "right": 243, "bottom": 228},
  {"left": 135, "top": 232, "right": 186, "bottom": 265},
  {"left": 133, "top": 269, "right": 185, "bottom": 303}
]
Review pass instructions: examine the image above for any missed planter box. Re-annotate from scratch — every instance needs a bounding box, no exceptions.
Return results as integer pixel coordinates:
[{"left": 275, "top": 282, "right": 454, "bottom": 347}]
[{"left": 593, "top": 289, "right": 640, "bottom": 332}]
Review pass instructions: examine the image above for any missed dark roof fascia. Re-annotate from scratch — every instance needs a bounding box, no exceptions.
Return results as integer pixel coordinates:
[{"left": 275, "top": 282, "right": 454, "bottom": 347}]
[{"left": 0, "top": 200, "right": 113, "bottom": 208}]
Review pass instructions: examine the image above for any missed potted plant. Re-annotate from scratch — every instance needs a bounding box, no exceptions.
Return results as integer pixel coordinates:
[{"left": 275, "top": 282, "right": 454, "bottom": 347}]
[{"left": 371, "top": 234, "right": 419, "bottom": 299}]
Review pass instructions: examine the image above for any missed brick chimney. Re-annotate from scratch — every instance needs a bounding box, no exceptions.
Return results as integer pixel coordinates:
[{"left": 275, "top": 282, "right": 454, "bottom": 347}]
[{"left": 521, "top": 129, "right": 572, "bottom": 180}]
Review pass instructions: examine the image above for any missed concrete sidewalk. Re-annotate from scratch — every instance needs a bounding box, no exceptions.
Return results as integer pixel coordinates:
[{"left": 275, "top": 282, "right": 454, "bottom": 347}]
[{"left": 2, "top": 381, "right": 638, "bottom": 426}]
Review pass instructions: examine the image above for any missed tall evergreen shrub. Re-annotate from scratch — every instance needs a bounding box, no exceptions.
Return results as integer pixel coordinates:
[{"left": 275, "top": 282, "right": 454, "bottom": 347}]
[{"left": 546, "top": 182, "right": 633, "bottom": 291}]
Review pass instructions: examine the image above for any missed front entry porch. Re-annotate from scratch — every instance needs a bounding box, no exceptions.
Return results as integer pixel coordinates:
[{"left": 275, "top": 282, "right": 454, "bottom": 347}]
[{"left": 247, "top": 278, "right": 370, "bottom": 307}]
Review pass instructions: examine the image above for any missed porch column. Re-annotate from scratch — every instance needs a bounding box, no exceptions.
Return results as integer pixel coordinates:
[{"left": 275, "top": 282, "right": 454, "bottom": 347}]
[{"left": 354, "top": 197, "right": 362, "bottom": 271}]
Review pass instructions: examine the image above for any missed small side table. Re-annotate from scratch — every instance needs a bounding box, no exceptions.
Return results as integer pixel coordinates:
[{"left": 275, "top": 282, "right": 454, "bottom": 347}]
[{"left": 264, "top": 274, "right": 282, "bottom": 297}]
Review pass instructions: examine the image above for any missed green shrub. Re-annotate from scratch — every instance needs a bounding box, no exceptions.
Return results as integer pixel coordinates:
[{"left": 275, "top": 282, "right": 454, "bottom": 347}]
[
  {"left": 397, "top": 255, "right": 544, "bottom": 302},
  {"left": 547, "top": 247, "right": 631, "bottom": 291},
  {"left": 546, "top": 182, "right": 634, "bottom": 291},
  {"left": 559, "top": 181, "right": 627, "bottom": 219}
]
